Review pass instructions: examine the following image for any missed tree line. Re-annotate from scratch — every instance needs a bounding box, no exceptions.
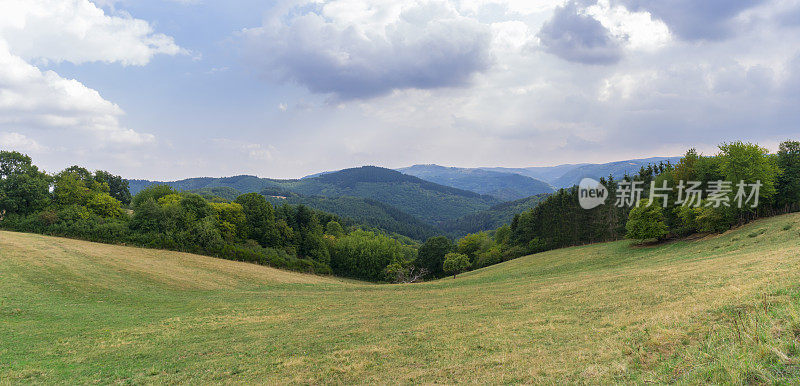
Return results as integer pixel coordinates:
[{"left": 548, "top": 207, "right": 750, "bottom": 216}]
[{"left": 0, "top": 151, "right": 418, "bottom": 282}]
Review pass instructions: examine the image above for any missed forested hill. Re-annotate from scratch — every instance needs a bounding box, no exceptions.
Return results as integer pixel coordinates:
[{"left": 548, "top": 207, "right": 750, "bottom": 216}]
[
  {"left": 440, "top": 193, "right": 550, "bottom": 237},
  {"left": 264, "top": 195, "right": 440, "bottom": 241},
  {"left": 398, "top": 165, "right": 554, "bottom": 201},
  {"left": 129, "top": 166, "right": 500, "bottom": 226},
  {"left": 128, "top": 175, "right": 287, "bottom": 196},
  {"left": 281, "top": 167, "right": 499, "bottom": 225}
]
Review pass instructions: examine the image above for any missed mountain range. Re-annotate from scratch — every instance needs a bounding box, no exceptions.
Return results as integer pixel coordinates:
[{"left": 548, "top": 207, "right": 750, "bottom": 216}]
[{"left": 129, "top": 156, "right": 681, "bottom": 240}]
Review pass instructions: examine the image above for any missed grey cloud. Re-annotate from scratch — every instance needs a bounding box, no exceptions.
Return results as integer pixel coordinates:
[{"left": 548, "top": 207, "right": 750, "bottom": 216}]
[
  {"left": 615, "top": 0, "right": 768, "bottom": 41},
  {"left": 537, "top": 2, "right": 623, "bottom": 65},
  {"left": 243, "top": 4, "right": 492, "bottom": 100}
]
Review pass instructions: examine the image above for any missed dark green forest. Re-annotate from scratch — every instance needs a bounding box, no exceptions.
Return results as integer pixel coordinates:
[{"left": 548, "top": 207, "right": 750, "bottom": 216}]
[{"left": 131, "top": 166, "right": 500, "bottom": 226}]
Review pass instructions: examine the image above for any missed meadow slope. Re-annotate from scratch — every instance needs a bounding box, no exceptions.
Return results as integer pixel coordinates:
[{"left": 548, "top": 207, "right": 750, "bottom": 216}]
[{"left": 3, "top": 214, "right": 800, "bottom": 383}]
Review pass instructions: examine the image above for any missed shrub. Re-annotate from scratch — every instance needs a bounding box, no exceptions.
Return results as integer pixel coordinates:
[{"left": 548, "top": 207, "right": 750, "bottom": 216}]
[{"left": 626, "top": 201, "right": 669, "bottom": 243}]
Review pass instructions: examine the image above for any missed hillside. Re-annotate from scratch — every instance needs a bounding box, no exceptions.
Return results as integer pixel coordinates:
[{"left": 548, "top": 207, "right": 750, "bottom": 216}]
[
  {"left": 128, "top": 175, "right": 286, "bottom": 196},
  {"left": 281, "top": 167, "right": 499, "bottom": 224},
  {"left": 399, "top": 165, "right": 554, "bottom": 201},
  {"left": 265, "top": 195, "right": 440, "bottom": 241},
  {"left": 4, "top": 214, "right": 800, "bottom": 383},
  {"left": 129, "top": 167, "right": 498, "bottom": 225},
  {"left": 440, "top": 194, "right": 550, "bottom": 237}
]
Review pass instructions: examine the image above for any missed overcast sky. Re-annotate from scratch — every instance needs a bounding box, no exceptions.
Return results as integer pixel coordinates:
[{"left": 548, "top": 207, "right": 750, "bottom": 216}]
[{"left": 1, "top": 0, "right": 799, "bottom": 180}]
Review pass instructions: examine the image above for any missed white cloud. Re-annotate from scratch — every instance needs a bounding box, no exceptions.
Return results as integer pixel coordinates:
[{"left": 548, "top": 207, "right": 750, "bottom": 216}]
[
  {"left": 0, "top": 0, "right": 183, "bottom": 66},
  {"left": 0, "top": 0, "right": 181, "bottom": 170},
  {"left": 0, "top": 132, "right": 46, "bottom": 152},
  {"left": 586, "top": 0, "right": 670, "bottom": 51}
]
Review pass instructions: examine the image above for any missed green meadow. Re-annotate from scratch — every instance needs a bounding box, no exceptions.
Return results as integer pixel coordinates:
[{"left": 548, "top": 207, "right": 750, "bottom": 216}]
[{"left": 3, "top": 213, "right": 800, "bottom": 383}]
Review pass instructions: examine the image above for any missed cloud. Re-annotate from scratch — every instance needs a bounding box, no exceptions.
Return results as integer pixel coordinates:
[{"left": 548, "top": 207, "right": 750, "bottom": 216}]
[
  {"left": 0, "top": 132, "right": 46, "bottom": 152},
  {"left": 1, "top": 0, "right": 183, "bottom": 65},
  {"left": 537, "top": 1, "right": 623, "bottom": 65},
  {"left": 242, "top": 0, "right": 493, "bottom": 99},
  {"left": 0, "top": 40, "right": 154, "bottom": 146},
  {"left": 614, "top": 0, "right": 768, "bottom": 41},
  {"left": 0, "top": 0, "right": 181, "bottom": 165}
]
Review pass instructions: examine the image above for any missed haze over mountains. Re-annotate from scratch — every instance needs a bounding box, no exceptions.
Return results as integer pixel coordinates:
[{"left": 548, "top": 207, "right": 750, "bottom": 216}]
[{"left": 129, "top": 157, "right": 680, "bottom": 239}]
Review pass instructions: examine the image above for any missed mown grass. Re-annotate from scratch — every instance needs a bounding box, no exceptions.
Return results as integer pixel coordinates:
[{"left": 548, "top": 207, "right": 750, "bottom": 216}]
[{"left": 2, "top": 213, "right": 800, "bottom": 383}]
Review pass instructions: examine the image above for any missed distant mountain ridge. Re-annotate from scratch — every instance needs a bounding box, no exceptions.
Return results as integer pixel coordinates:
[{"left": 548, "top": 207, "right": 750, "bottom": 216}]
[
  {"left": 127, "top": 157, "right": 683, "bottom": 239},
  {"left": 478, "top": 157, "right": 682, "bottom": 188},
  {"left": 129, "top": 166, "right": 499, "bottom": 229},
  {"left": 398, "top": 165, "right": 554, "bottom": 201}
]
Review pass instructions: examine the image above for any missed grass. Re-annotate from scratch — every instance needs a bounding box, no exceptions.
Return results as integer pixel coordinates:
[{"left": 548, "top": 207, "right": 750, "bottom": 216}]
[{"left": 2, "top": 213, "right": 800, "bottom": 383}]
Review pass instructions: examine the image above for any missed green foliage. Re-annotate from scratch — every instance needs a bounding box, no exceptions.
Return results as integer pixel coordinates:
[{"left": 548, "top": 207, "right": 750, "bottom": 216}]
[
  {"left": 94, "top": 170, "right": 132, "bottom": 205},
  {"left": 264, "top": 195, "right": 439, "bottom": 241},
  {"left": 132, "top": 185, "right": 176, "bottom": 208},
  {"left": 133, "top": 166, "right": 500, "bottom": 226},
  {"left": 442, "top": 252, "right": 471, "bottom": 278},
  {"left": 717, "top": 141, "right": 779, "bottom": 203},
  {"left": 87, "top": 193, "right": 124, "bottom": 218},
  {"left": 330, "top": 230, "right": 415, "bottom": 281},
  {"left": 188, "top": 187, "right": 242, "bottom": 202},
  {"left": 324, "top": 220, "right": 345, "bottom": 237},
  {"left": 416, "top": 236, "right": 454, "bottom": 278},
  {"left": 507, "top": 178, "right": 629, "bottom": 259},
  {"left": 456, "top": 232, "right": 493, "bottom": 265},
  {"left": 235, "top": 193, "right": 281, "bottom": 247},
  {"left": 625, "top": 201, "right": 669, "bottom": 242},
  {"left": 210, "top": 202, "right": 247, "bottom": 242},
  {"left": 441, "top": 194, "right": 549, "bottom": 237},
  {"left": 0, "top": 151, "right": 52, "bottom": 216},
  {"left": 776, "top": 141, "right": 800, "bottom": 210}
]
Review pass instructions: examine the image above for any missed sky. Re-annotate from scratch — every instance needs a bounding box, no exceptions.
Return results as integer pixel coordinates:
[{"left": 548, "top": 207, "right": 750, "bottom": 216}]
[{"left": 1, "top": 0, "right": 799, "bottom": 180}]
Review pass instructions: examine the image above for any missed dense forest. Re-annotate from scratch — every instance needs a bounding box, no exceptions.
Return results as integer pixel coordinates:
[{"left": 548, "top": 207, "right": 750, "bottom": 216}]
[
  {"left": 3, "top": 140, "right": 799, "bottom": 283},
  {"left": 398, "top": 165, "right": 554, "bottom": 201},
  {"left": 440, "top": 194, "right": 550, "bottom": 237},
  {"left": 130, "top": 167, "right": 500, "bottom": 226}
]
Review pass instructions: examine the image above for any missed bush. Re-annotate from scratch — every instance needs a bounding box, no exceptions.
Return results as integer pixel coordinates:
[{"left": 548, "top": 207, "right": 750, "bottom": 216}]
[{"left": 626, "top": 201, "right": 669, "bottom": 243}]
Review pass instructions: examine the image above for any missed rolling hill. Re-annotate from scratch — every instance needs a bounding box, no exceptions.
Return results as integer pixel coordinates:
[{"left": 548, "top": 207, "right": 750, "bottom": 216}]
[
  {"left": 3, "top": 213, "right": 800, "bottom": 383},
  {"left": 264, "top": 195, "right": 440, "bottom": 241},
  {"left": 129, "top": 167, "right": 499, "bottom": 226},
  {"left": 398, "top": 165, "right": 554, "bottom": 201},
  {"left": 128, "top": 175, "right": 286, "bottom": 196},
  {"left": 440, "top": 193, "right": 550, "bottom": 237}
]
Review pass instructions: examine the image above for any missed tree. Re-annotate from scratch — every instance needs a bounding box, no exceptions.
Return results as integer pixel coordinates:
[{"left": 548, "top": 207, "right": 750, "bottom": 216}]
[
  {"left": 87, "top": 193, "right": 124, "bottom": 218},
  {"left": 94, "top": 170, "right": 131, "bottom": 205},
  {"left": 625, "top": 200, "right": 668, "bottom": 243},
  {"left": 776, "top": 140, "right": 800, "bottom": 211},
  {"left": 210, "top": 202, "right": 247, "bottom": 242},
  {"left": 180, "top": 193, "right": 214, "bottom": 221},
  {"left": 443, "top": 252, "right": 471, "bottom": 278},
  {"left": 456, "top": 232, "right": 493, "bottom": 265},
  {"left": 235, "top": 193, "right": 279, "bottom": 246},
  {"left": 132, "top": 185, "right": 176, "bottom": 208},
  {"left": 717, "top": 142, "right": 779, "bottom": 206},
  {"left": 416, "top": 236, "right": 453, "bottom": 278},
  {"left": 324, "top": 220, "right": 345, "bottom": 237},
  {"left": 0, "top": 151, "right": 51, "bottom": 216}
]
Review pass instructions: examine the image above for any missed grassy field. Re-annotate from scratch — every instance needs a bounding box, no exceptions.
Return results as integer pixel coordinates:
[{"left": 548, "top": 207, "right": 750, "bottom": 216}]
[{"left": 3, "top": 214, "right": 800, "bottom": 383}]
